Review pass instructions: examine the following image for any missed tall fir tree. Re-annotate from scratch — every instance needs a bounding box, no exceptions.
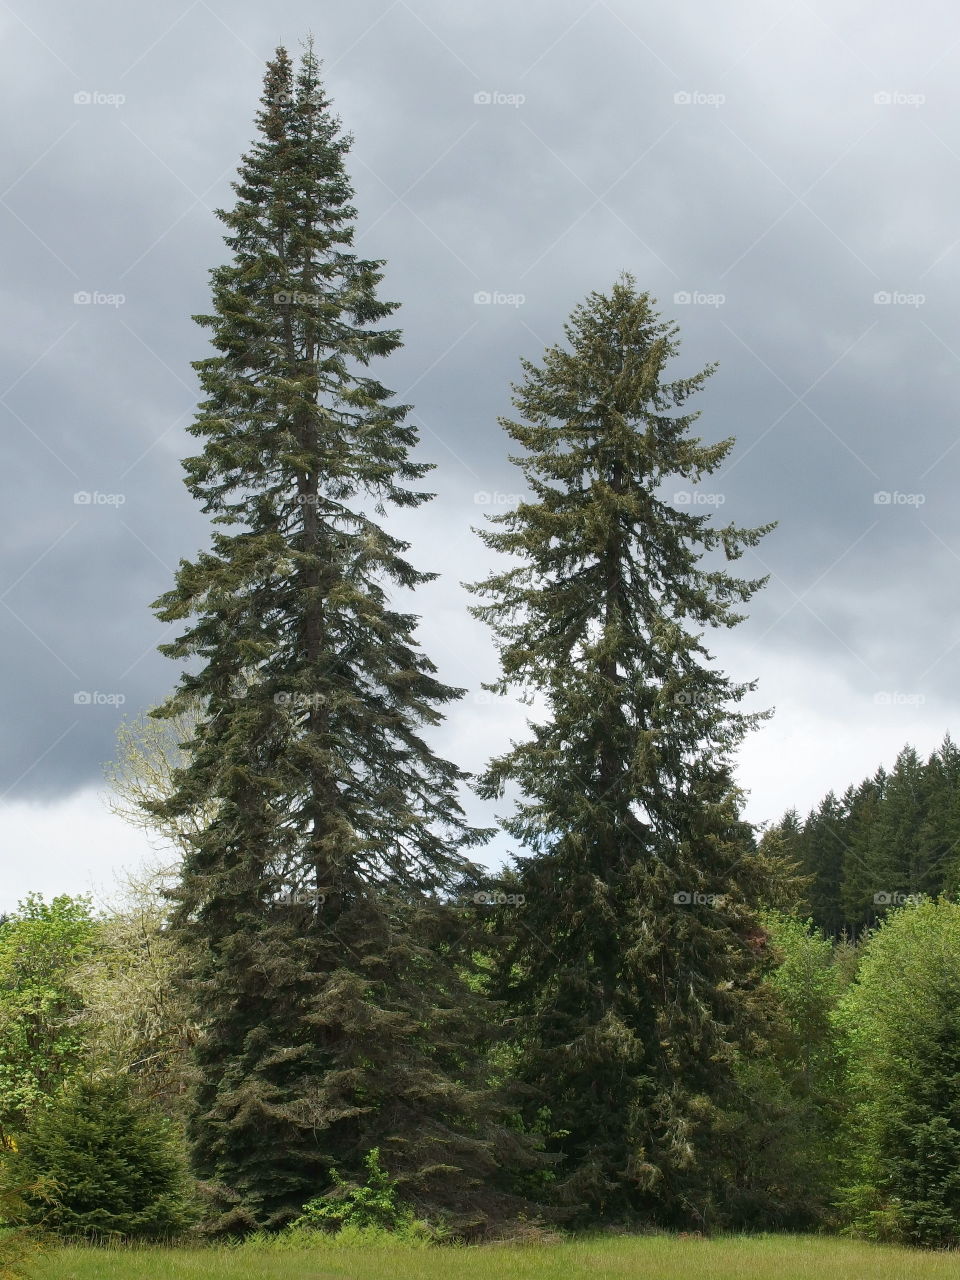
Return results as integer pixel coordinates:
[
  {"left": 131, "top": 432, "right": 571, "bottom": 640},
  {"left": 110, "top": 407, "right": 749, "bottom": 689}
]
[
  {"left": 468, "top": 278, "right": 778, "bottom": 1226},
  {"left": 839, "top": 772, "right": 885, "bottom": 932},
  {"left": 866, "top": 746, "right": 927, "bottom": 910},
  {"left": 916, "top": 736, "right": 960, "bottom": 897},
  {"left": 149, "top": 45, "right": 531, "bottom": 1232},
  {"left": 797, "top": 792, "right": 849, "bottom": 937}
]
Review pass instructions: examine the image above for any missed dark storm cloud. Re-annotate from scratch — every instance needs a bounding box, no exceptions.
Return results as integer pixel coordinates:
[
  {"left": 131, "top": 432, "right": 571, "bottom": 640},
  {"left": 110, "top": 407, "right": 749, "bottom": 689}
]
[{"left": 2, "top": 0, "right": 960, "bottom": 818}]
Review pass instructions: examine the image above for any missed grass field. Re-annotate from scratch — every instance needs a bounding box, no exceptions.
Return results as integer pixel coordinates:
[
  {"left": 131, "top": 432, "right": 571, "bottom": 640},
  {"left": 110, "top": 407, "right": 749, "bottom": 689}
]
[{"left": 23, "top": 1234, "right": 960, "bottom": 1280}]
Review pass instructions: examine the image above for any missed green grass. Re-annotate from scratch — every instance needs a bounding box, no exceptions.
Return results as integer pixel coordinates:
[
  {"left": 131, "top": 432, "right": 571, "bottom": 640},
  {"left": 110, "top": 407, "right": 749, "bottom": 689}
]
[{"left": 22, "top": 1234, "right": 960, "bottom": 1280}]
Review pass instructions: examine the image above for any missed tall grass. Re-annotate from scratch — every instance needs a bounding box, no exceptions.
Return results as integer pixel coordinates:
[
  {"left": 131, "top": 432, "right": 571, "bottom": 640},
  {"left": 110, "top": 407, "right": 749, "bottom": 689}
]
[{"left": 23, "top": 1232, "right": 960, "bottom": 1280}]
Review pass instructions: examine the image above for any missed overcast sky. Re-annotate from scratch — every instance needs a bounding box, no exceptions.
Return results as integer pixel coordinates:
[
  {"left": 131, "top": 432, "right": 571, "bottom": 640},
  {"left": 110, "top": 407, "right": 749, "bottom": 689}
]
[{"left": 3, "top": 0, "right": 959, "bottom": 910}]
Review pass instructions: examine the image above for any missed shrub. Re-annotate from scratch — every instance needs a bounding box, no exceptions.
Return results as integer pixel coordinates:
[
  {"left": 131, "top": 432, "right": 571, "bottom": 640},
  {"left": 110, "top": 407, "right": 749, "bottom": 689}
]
[
  {"left": 291, "top": 1148, "right": 424, "bottom": 1235},
  {"left": 0, "top": 1073, "right": 193, "bottom": 1241},
  {"left": 836, "top": 898, "right": 960, "bottom": 1247}
]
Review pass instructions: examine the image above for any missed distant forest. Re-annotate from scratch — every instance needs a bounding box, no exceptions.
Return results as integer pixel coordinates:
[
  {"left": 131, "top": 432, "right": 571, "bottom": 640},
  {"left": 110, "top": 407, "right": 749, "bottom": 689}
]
[{"left": 762, "top": 737, "right": 960, "bottom": 936}]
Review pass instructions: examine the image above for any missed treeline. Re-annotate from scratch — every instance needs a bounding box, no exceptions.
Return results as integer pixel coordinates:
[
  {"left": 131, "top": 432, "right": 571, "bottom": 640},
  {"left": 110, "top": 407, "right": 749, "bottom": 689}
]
[
  {"left": 762, "top": 737, "right": 960, "bottom": 936},
  {"left": 5, "top": 885, "right": 960, "bottom": 1248}
]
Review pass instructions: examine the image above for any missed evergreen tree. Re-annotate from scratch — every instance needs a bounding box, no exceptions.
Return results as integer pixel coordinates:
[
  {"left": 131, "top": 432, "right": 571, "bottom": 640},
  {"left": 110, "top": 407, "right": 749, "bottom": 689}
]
[
  {"left": 1, "top": 1074, "right": 191, "bottom": 1241},
  {"left": 755, "top": 808, "right": 809, "bottom": 913},
  {"left": 149, "top": 45, "right": 530, "bottom": 1232},
  {"left": 468, "top": 278, "right": 777, "bottom": 1226},
  {"left": 839, "top": 772, "right": 884, "bottom": 932},
  {"left": 917, "top": 737, "right": 960, "bottom": 898},
  {"left": 797, "top": 792, "right": 849, "bottom": 937},
  {"left": 867, "top": 747, "right": 927, "bottom": 912}
]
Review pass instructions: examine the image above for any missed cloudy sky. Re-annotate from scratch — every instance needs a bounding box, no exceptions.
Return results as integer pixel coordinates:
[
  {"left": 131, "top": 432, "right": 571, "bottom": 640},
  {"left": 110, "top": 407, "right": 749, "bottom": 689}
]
[{"left": 2, "top": 0, "right": 958, "bottom": 909}]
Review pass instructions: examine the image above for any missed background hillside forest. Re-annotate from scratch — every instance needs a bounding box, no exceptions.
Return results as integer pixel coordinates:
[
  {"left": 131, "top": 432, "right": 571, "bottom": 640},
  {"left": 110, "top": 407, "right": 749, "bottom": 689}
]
[
  {"left": 3, "top": 39, "right": 960, "bottom": 1264},
  {"left": 762, "top": 737, "right": 960, "bottom": 936}
]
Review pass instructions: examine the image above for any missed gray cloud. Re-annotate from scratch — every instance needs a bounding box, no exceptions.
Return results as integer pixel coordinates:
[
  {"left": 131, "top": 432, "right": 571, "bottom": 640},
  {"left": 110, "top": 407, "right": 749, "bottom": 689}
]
[{"left": 3, "top": 0, "right": 960, "bottom": 898}]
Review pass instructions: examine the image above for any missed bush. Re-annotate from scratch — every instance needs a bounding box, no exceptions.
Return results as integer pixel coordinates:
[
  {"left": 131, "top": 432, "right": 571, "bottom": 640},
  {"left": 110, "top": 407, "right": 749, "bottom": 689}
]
[
  {"left": 290, "top": 1148, "right": 428, "bottom": 1236},
  {"left": 0, "top": 1073, "right": 193, "bottom": 1241},
  {"left": 836, "top": 898, "right": 960, "bottom": 1247}
]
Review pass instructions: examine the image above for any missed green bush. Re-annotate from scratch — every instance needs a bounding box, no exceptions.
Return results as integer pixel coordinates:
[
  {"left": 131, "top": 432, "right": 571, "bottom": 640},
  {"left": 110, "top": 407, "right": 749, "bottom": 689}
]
[
  {"left": 0, "top": 1169, "right": 48, "bottom": 1278},
  {"left": 836, "top": 898, "right": 960, "bottom": 1247},
  {"left": 290, "top": 1148, "right": 428, "bottom": 1237},
  {"left": 0, "top": 894, "right": 98, "bottom": 1140},
  {"left": 0, "top": 1073, "right": 193, "bottom": 1241}
]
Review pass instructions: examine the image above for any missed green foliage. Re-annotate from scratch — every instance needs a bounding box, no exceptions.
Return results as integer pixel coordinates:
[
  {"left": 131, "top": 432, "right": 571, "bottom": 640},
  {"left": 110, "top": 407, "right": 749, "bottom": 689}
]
[
  {"left": 238, "top": 1220, "right": 438, "bottom": 1250},
  {"left": 0, "top": 1074, "right": 193, "bottom": 1241},
  {"left": 772, "top": 735, "right": 960, "bottom": 937},
  {"left": 468, "top": 277, "right": 777, "bottom": 1226},
  {"left": 730, "top": 912, "right": 853, "bottom": 1224},
  {"left": 290, "top": 1148, "right": 422, "bottom": 1234},
  {"left": 0, "top": 896, "right": 97, "bottom": 1140},
  {"left": 0, "top": 1165, "right": 53, "bottom": 1278},
  {"left": 762, "top": 912, "right": 848, "bottom": 1103},
  {"left": 70, "top": 871, "right": 197, "bottom": 1121},
  {"left": 145, "top": 43, "right": 536, "bottom": 1233},
  {"left": 835, "top": 897, "right": 960, "bottom": 1247}
]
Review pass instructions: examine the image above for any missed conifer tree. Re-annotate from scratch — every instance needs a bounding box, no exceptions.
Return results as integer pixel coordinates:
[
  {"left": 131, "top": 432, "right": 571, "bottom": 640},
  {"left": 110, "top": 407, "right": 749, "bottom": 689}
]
[
  {"left": 917, "top": 737, "right": 960, "bottom": 897},
  {"left": 867, "top": 747, "right": 927, "bottom": 910},
  {"left": 149, "top": 45, "right": 528, "bottom": 1232},
  {"left": 468, "top": 278, "right": 777, "bottom": 1226},
  {"left": 797, "top": 793, "right": 849, "bottom": 936},
  {"left": 839, "top": 773, "right": 884, "bottom": 931}
]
